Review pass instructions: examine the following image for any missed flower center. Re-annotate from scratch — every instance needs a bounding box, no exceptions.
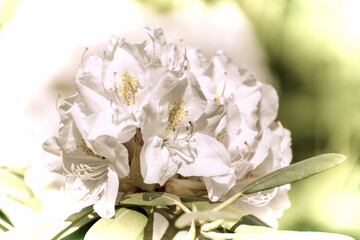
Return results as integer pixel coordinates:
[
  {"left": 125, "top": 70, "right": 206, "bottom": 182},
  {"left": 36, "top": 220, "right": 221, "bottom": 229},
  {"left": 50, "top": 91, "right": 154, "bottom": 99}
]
[
  {"left": 77, "top": 139, "right": 102, "bottom": 158},
  {"left": 70, "top": 162, "right": 108, "bottom": 181},
  {"left": 166, "top": 99, "right": 187, "bottom": 132},
  {"left": 116, "top": 71, "right": 139, "bottom": 106}
]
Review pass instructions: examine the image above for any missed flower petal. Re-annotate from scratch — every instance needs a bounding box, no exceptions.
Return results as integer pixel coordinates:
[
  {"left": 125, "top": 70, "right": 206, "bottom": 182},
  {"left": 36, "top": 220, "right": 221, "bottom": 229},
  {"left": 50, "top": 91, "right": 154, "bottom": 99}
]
[
  {"left": 140, "top": 136, "right": 178, "bottom": 186},
  {"left": 202, "top": 171, "right": 236, "bottom": 201},
  {"left": 258, "top": 83, "right": 279, "bottom": 129},
  {"left": 177, "top": 133, "right": 231, "bottom": 177},
  {"left": 93, "top": 166, "right": 119, "bottom": 218}
]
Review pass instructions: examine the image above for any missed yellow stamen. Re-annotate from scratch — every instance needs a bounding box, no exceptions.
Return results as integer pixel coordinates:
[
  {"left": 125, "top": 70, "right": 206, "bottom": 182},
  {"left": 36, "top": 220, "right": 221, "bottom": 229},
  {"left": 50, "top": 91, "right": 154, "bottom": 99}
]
[
  {"left": 77, "top": 139, "right": 102, "bottom": 158},
  {"left": 167, "top": 99, "right": 187, "bottom": 131},
  {"left": 116, "top": 71, "right": 139, "bottom": 106}
]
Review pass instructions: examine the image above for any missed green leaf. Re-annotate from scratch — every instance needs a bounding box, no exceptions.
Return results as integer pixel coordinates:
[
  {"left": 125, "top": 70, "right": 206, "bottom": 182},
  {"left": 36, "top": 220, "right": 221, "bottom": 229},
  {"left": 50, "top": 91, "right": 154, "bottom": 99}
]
[
  {"left": 182, "top": 199, "right": 270, "bottom": 227},
  {"left": 222, "top": 225, "right": 355, "bottom": 240},
  {"left": 0, "top": 168, "right": 41, "bottom": 211},
  {"left": 175, "top": 210, "right": 239, "bottom": 229},
  {"left": 242, "top": 153, "right": 346, "bottom": 194},
  {"left": 213, "top": 154, "right": 346, "bottom": 212},
  {"left": 119, "top": 192, "right": 182, "bottom": 207},
  {"left": 0, "top": 209, "right": 13, "bottom": 231},
  {"left": 51, "top": 205, "right": 100, "bottom": 240},
  {"left": 84, "top": 207, "right": 148, "bottom": 240},
  {"left": 176, "top": 200, "right": 270, "bottom": 229},
  {"left": 60, "top": 219, "right": 98, "bottom": 240},
  {"left": 0, "top": 166, "right": 27, "bottom": 178}
]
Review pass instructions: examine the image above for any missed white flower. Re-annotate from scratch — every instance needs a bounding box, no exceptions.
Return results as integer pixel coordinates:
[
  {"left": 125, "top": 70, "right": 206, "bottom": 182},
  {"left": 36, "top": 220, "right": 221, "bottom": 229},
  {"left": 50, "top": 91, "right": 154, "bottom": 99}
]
[
  {"left": 187, "top": 48, "right": 291, "bottom": 226},
  {"left": 42, "top": 96, "right": 129, "bottom": 218},
  {"left": 224, "top": 123, "right": 292, "bottom": 227},
  {"left": 73, "top": 36, "right": 170, "bottom": 146},
  {"left": 139, "top": 70, "right": 235, "bottom": 200},
  {"left": 42, "top": 26, "right": 292, "bottom": 225}
]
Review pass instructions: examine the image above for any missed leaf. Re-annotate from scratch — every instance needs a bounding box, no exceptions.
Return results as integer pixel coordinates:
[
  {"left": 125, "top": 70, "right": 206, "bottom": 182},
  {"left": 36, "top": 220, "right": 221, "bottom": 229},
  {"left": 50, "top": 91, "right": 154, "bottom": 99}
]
[
  {"left": 51, "top": 205, "right": 100, "bottom": 240},
  {"left": 0, "top": 166, "right": 27, "bottom": 178},
  {"left": 175, "top": 210, "right": 239, "bottom": 229},
  {"left": 0, "top": 209, "right": 13, "bottom": 231},
  {"left": 119, "top": 192, "right": 182, "bottom": 207},
  {"left": 213, "top": 154, "right": 346, "bottom": 212},
  {"left": 84, "top": 207, "right": 148, "bottom": 240},
  {"left": 242, "top": 153, "right": 346, "bottom": 194},
  {"left": 119, "top": 192, "right": 192, "bottom": 214},
  {"left": 0, "top": 168, "right": 41, "bottom": 211},
  {"left": 60, "top": 219, "right": 98, "bottom": 240},
  {"left": 227, "top": 225, "right": 355, "bottom": 240},
  {"left": 176, "top": 200, "right": 270, "bottom": 229},
  {"left": 182, "top": 199, "right": 270, "bottom": 227}
]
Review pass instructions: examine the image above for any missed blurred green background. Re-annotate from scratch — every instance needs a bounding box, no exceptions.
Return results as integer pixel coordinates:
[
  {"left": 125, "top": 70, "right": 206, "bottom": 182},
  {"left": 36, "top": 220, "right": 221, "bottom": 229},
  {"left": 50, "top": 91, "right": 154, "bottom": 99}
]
[{"left": 1, "top": 0, "right": 359, "bottom": 238}]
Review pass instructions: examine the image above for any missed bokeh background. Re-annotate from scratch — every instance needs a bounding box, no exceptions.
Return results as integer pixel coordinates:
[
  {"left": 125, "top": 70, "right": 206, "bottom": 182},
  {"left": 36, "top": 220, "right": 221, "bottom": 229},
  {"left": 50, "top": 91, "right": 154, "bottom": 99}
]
[{"left": 0, "top": 0, "right": 359, "bottom": 239}]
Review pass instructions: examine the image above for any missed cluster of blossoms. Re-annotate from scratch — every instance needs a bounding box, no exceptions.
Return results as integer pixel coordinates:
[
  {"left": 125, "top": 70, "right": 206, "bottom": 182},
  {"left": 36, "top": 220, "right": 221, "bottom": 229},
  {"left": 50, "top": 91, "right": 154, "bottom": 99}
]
[{"left": 42, "top": 26, "right": 292, "bottom": 225}]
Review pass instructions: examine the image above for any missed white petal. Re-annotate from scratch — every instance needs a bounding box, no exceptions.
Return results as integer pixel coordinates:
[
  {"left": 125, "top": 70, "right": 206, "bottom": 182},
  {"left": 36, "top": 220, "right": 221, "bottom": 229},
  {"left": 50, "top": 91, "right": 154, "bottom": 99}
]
[
  {"left": 177, "top": 133, "right": 231, "bottom": 177},
  {"left": 158, "top": 72, "right": 207, "bottom": 122},
  {"left": 41, "top": 148, "right": 63, "bottom": 174},
  {"left": 195, "top": 100, "right": 226, "bottom": 135},
  {"left": 102, "top": 47, "right": 145, "bottom": 91},
  {"left": 93, "top": 166, "right": 119, "bottom": 218},
  {"left": 71, "top": 103, "right": 137, "bottom": 143},
  {"left": 187, "top": 48, "right": 208, "bottom": 76},
  {"left": 202, "top": 170, "right": 236, "bottom": 201},
  {"left": 75, "top": 55, "right": 110, "bottom": 115},
  {"left": 88, "top": 135, "right": 130, "bottom": 178},
  {"left": 114, "top": 142, "right": 130, "bottom": 178},
  {"left": 140, "top": 99, "right": 168, "bottom": 139},
  {"left": 42, "top": 137, "right": 60, "bottom": 155},
  {"left": 258, "top": 83, "right": 279, "bottom": 129},
  {"left": 140, "top": 136, "right": 178, "bottom": 186},
  {"left": 249, "top": 128, "right": 272, "bottom": 169}
]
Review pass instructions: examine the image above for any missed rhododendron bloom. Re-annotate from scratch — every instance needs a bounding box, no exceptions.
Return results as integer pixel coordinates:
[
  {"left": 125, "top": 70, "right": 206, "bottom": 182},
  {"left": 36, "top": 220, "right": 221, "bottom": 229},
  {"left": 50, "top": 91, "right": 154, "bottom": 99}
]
[{"left": 42, "top": 26, "right": 292, "bottom": 224}]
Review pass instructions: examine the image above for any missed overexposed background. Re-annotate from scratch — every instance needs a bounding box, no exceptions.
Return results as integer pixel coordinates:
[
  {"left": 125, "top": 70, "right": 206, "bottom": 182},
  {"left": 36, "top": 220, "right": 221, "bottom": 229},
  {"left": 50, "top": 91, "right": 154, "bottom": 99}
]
[{"left": 0, "top": 0, "right": 359, "bottom": 239}]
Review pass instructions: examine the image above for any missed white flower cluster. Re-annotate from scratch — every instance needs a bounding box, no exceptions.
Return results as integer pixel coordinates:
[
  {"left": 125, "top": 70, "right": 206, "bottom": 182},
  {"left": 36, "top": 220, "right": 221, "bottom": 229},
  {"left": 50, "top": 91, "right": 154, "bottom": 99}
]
[{"left": 42, "top": 26, "right": 292, "bottom": 223}]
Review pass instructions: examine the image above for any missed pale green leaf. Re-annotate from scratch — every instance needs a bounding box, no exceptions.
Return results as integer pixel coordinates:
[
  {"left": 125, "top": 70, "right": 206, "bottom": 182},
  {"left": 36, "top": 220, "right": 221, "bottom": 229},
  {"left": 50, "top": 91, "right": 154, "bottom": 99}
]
[
  {"left": 0, "top": 168, "right": 41, "bottom": 211},
  {"left": 175, "top": 210, "right": 239, "bottom": 229},
  {"left": 119, "top": 192, "right": 182, "bottom": 207},
  {"left": 0, "top": 166, "right": 27, "bottom": 178},
  {"left": 242, "top": 153, "right": 346, "bottom": 194},
  {"left": 51, "top": 205, "right": 99, "bottom": 240},
  {"left": 229, "top": 225, "right": 355, "bottom": 240},
  {"left": 60, "top": 219, "right": 98, "bottom": 240},
  {"left": 84, "top": 207, "right": 148, "bottom": 240},
  {"left": 181, "top": 199, "right": 270, "bottom": 229},
  {"left": 213, "top": 154, "right": 347, "bottom": 212}
]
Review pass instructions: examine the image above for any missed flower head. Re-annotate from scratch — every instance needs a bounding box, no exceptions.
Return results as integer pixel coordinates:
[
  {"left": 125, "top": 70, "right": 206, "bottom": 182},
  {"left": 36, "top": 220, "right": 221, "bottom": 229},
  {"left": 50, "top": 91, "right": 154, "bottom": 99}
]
[{"left": 42, "top": 26, "right": 292, "bottom": 224}]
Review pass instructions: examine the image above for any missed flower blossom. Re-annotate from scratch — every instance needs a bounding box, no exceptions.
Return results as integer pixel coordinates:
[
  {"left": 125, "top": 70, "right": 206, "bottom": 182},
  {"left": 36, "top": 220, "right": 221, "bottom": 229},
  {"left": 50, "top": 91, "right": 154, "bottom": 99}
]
[
  {"left": 42, "top": 96, "right": 129, "bottom": 218},
  {"left": 43, "top": 26, "right": 292, "bottom": 224},
  {"left": 140, "top": 26, "right": 292, "bottom": 225}
]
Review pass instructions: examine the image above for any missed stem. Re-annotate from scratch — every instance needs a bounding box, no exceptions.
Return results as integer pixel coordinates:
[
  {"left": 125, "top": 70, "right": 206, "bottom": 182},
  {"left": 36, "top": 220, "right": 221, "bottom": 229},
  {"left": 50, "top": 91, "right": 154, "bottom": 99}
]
[
  {"left": 176, "top": 201, "right": 192, "bottom": 214},
  {"left": 144, "top": 207, "right": 154, "bottom": 240},
  {"left": 161, "top": 220, "right": 180, "bottom": 240},
  {"left": 212, "top": 192, "right": 243, "bottom": 212}
]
